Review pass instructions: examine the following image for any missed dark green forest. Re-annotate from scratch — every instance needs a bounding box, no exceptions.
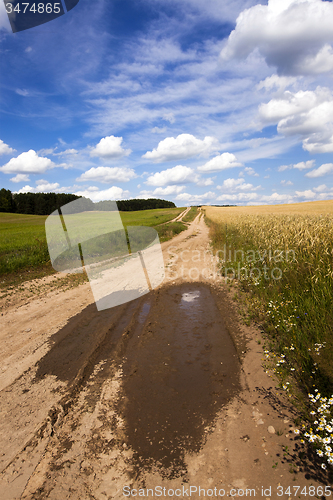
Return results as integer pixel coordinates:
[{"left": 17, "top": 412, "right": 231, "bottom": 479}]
[
  {"left": 0, "top": 188, "right": 176, "bottom": 215},
  {"left": 96, "top": 198, "right": 175, "bottom": 212}
]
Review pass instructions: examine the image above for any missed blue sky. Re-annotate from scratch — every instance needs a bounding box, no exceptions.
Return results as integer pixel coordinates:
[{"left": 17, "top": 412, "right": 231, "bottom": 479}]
[{"left": 1, "top": 0, "right": 333, "bottom": 206}]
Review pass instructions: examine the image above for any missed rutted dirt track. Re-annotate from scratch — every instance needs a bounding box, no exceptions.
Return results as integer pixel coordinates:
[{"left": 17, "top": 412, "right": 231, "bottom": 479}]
[{"left": 0, "top": 214, "right": 329, "bottom": 499}]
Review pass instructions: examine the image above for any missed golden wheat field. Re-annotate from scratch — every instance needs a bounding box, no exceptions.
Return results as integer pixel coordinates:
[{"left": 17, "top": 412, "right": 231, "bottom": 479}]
[
  {"left": 205, "top": 199, "right": 333, "bottom": 217},
  {"left": 204, "top": 199, "right": 333, "bottom": 419},
  {"left": 204, "top": 201, "right": 333, "bottom": 269}
]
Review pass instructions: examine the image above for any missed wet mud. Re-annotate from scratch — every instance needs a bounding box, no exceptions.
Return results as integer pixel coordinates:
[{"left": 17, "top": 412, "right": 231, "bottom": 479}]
[
  {"left": 118, "top": 283, "right": 241, "bottom": 478},
  {"left": 31, "top": 282, "right": 241, "bottom": 481}
]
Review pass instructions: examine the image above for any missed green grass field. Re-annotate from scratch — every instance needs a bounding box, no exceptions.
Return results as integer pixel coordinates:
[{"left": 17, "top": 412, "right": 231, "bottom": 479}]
[
  {"left": 0, "top": 213, "right": 49, "bottom": 277},
  {"left": 120, "top": 207, "right": 184, "bottom": 227},
  {"left": 0, "top": 207, "right": 185, "bottom": 282}
]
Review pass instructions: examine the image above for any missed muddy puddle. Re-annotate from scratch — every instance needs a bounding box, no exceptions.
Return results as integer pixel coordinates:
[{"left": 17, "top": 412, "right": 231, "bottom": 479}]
[
  {"left": 118, "top": 283, "right": 241, "bottom": 479},
  {"left": 32, "top": 282, "right": 241, "bottom": 482}
]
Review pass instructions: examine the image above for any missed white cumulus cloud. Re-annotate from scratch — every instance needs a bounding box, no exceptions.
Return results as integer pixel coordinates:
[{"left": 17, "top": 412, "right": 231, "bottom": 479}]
[
  {"left": 261, "top": 192, "right": 293, "bottom": 203},
  {"left": 196, "top": 177, "right": 215, "bottom": 186},
  {"left": 259, "top": 89, "right": 327, "bottom": 124},
  {"left": 305, "top": 163, "right": 333, "bottom": 178},
  {"left": 295, "top": 189, "right": 317, "bottom": 199},
  {"left": 90, "top": 136, "right": 131, "bottom": 159},
  {"left": 278, "top": 165, "right": 289, "bottom": 172},
  {"left": 0, "top": 150, "right": 54, "bottom": 174},
  {"left": 313, "top": 184, "right": 328, "bottom": 192},
  {"left": 77, "top": 166, "right": 137, "bottom": 183},
  {"left": 260, "top": 87, "right": 333, "bottom": 153},
  {"left": 152, "top": 185, "right": 185, "bottom": 196},
  {"left": 243, "top": 166, "right": 259, "bottom": 177},
  {"left": 293, "top": 160, "right": 315, "bottom": 170},
  {"left": 213, "top": 187, "right": 333, "bottom": 205},
  {"left": 217, "top": 178, "right": 259, "bottom": 192},
  {"left": 278, "top": 160, "right": 315, "bottom": 171},
  {"left": 175, "top": 191, "right": 216, "bottom": 203},
  {"left": 220, "top": 0, "right": 333, "bottom": 76},
  {"left": 74, "top": 186, "right": 130, "bottom": 202},
  {"left": 0, "top": 139, "right": 15, "bottom": 156},
  {"left": 146, "top": 165, "right": 198, "bottom": 186},
  {"left": 16, "top": 180, "right": 61, "bottom": 194},
  {"left": 281, "top": 180, "right": 294, "bottom": 186},
  {"left": 10, "top": 174, "right": 30, "bottom": 183},
  {"left": 139, "top": 186, "right": 186, "bottom": 198},
  {"left": 143, "top": 134, "right": 218, "bottom": 162},
  {"left": 197, "top": 153, "right": 242, "bottom": 173}
]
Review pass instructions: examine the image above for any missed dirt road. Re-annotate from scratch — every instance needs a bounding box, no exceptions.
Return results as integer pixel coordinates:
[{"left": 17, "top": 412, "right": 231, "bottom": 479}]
[
  {"left": 157, "top": 206, "right": 190, "bottom": 225},
  {"left": 0, "top": 214, "right": 329, "bottom": 499}
]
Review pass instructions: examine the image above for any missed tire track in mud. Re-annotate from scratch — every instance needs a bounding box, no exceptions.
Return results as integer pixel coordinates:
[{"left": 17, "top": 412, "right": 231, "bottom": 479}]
[
  {"left": 1, "top": 212, "right": 243, "bottom": 499},
  {"left": 117, "top": 283, "right": 241, "bottom": 479},
  {"left": 0, "top": 297, "right": 146, "bottom": 499},
  {"left": 15, "top": 281, "right": 241, "bottom": 499},
  {"left": 0, "top": 214, "right": 243, "bottom": 499}
]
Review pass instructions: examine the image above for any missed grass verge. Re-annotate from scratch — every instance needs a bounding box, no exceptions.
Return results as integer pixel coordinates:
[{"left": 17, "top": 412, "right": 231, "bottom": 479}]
[
  {"left": 155, "top": 221, "right": 187, "bottom": 242},
  {"left": 182, "top": 206, "right": 199, "bottom": 223}
]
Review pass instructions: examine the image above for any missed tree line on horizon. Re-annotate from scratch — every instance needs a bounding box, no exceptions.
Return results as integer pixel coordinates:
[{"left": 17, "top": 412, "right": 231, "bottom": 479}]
[{"left": 0, "top": 188, "right": 176, "bottom": 215}]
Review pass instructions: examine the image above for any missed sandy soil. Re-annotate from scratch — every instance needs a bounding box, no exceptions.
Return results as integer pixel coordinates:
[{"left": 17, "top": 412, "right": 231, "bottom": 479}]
[{"left": 0, "top": 213, "right": 330, "bottom": 499}]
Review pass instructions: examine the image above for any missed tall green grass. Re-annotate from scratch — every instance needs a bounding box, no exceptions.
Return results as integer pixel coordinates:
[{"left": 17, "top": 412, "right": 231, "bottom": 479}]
[
  {"left": 155, "top": 221, "right": 187, "bottom": 242},
  {"left": 0, "top": 213, "right": 49, "bottom": 276},
  {"left": 182, "top": 206, "right": 199, "bottom": 223}
]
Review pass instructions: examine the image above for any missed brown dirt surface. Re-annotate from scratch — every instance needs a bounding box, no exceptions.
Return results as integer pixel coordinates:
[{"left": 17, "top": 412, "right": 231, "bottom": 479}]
[{"left": 0, "top": 213, "right": 331, "bottom": 499}]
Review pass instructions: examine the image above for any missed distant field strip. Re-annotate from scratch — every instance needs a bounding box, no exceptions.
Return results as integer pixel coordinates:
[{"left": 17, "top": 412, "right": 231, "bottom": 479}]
[
  {"left": 0, "top": 207, "right": 185, "bottom": 278},
  {"left": 120, "top": 208, "right": 184, "bottom": 227},
  {"left": 208, "top": 199, "right": 333, "bottom": 216},
  {"left": 205, "top": 201, "right": 333, "bottom": 396},
  {"left": 182, "top": 206, "right": 199, "bottom": 223}
]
